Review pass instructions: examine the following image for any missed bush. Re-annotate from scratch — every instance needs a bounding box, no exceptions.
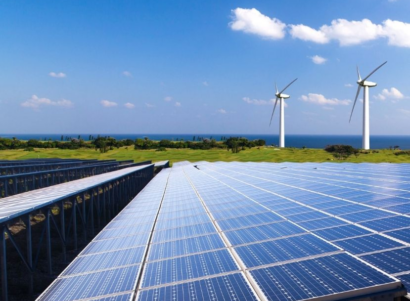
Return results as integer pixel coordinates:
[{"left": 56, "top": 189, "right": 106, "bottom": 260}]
[
  {"left": 156, "top": 147, "right": 167, "bottom": 151},
  {"left": 324, "top": 144, "right": 359, "bottom": 160}
]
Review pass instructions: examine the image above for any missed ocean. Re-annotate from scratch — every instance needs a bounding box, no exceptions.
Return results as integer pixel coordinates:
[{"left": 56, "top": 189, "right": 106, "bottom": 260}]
[{"left": 1, "top": 134, "right": 410, "bottom": 149}]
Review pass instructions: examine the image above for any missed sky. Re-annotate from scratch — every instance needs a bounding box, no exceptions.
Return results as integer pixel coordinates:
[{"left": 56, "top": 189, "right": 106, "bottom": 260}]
[{"left": 0, "top": 0, "right": 410, "bottom": 135}]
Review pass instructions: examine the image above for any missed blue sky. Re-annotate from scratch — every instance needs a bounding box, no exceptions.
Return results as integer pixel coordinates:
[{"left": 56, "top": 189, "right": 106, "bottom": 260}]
[{"left": 0, "top": 0, "right": 409, "bottom": 135}]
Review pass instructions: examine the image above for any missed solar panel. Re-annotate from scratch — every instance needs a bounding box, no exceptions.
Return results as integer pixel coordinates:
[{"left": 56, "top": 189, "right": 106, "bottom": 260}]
[{"left": 38, "top": 162, "right": 410, "bottom": 301}]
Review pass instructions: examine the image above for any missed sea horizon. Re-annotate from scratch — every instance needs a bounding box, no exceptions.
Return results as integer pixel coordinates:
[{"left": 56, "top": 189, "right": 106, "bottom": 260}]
[{"left": 1, "top": 134, "right": 410, "bottom": 150}]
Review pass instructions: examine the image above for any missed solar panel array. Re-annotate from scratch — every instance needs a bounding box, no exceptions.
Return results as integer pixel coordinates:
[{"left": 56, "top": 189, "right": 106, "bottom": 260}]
[{"left": 38, "top": 162, "right": 410, "bottom": 301}]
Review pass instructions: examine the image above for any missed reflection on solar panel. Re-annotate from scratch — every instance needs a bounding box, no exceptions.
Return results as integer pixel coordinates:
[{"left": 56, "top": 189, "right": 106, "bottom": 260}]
[{"left": 39, "top": 162, "right": 410, "bottom": 301}]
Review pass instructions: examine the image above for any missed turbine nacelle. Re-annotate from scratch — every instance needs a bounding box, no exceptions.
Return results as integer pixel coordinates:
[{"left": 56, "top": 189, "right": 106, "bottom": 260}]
[
  {"left": 275, "top": 93, "right": 290, "bottom": 99},
  {"left": 358, "top": 80, "right": 377, "bottom": 87}
]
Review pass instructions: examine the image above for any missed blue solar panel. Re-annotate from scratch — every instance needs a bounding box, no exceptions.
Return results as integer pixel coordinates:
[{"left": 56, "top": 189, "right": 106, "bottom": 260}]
[
  {"left": 361, "top": 247, "right": 410, "bottom": 274},
  {"left": 95, "top": 226, "right": 151, "bottom": 240},
  {"left": 250, "top": 253, "right": 398, "bottom": 301},
  {"left": 89, "top": 294, "right": 133, "bottom": 301},
  {"left": 235, "top": 234, "right": 339, "bottom": 268},
  {"left": 81, "top": 234, "right": 150, "bottom": 255},
  {"left": 211, "top": 204, "right": 268, "bottom": 220},
  {"left": 324, "top": 204, "right": 369, "bottom": 215},
  {"left": 397, "top": 274, "right": 410, "bottom": 291},
  {"left": 360, "top": 216, "right": 410, "bottom": 232},
  {"left": 148, "top": 234, "right": 225, "bottom": 261},
  {"left": 63, "top": 247, "right": 145, "bottom": 276},
  {"left": 384, "top": 203, "right": 410, "bottom": 214},
  {"left": 297, "top": 217, "right": 347, "bottom": 230},
  {"left": 334, "top": 234, "right": 404, "bottom": 255},
  {"left": 313, "top": 225, "right": 372, "bottom": 241},
  {"left": 154, "top": 213, "right": 211, "bottom": 230},
  {"left": 142, "top": 250, "right": 238, "bottom": 287},
  {"left": 384, "top": 228, "right": 410, "bottom": 243},
  {"left": 151, "top": 223, "right": 216, "bottom": 243},
  {"left": 224, "top": 221, "right": 306, "bottom": 246},
  {"left": 217, "top": 212, "right": 283, "bottom": 231},
  {"left": 137, "top": 273, "right": 258, "bottom": 301},
  {"left": 340, "top": 210, "right": 395, "bottom": 223},
  {"left": 39, "top": 266, "right": 140, "bottom": 300},
  {"left": 286, "top": 211, "right": 328, "bottom": 222}
]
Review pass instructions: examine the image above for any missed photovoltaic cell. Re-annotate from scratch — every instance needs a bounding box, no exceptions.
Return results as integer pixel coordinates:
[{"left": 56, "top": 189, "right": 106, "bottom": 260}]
[
  {"left": 137, "top": 273, "right": 258, "bottom": 301},
  {"left": 385, "top": 228, "right": 410, "bottom": 243},
  {"left": 235, "top": 234, "right": 339, "bottom": 268},
  {"left": 313, "top": 225, "right": 372, "bottom": 241},
  {"left": 333, "top": 234, "right": 404, "bottom": 255},
  {"left": 216, "top": 212, "right": 283, "bottom": 231},
  {"left": 361, "top": 247, "right": 410, "bottom": 274},
  {"left": 359, "top": 216, "right": 410, "bottom": 232},
  {"left": 39, "top": 266, "right": 140, "bottom": 301},
  {"left": 148, "top": 234, "right": 225, "bottom": 261},
  {"left": 224, "top": 221, "right": 306, "bottom": 246},
  {"left": 251, "top": 253, "right": 398, "bottom": 301},
  {"left": 142, "top": 249, "right": 238, "bottom": 287}
]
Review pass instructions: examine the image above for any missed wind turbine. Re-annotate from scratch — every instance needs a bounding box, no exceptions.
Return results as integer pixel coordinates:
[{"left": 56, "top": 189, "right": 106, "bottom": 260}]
[
  {"left": 349, "top": 61, "right": 387, "bottom": 150},
  {"left": 269, "top": 78, "right": 297, "bottom": 148}
]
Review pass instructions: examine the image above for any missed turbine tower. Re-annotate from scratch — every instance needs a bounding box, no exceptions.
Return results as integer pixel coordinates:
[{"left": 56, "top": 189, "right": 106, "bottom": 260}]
[
  {"left": 349, "top": 61, "right": 387, "bottom": 150},
  {"left": 270, "top": 78, "right": 297, "bottom": 148}
]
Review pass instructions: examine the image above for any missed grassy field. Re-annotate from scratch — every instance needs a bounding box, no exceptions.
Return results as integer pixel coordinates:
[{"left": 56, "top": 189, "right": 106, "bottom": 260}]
[{"left": 1, "top": 147, "right": 410, "bottom": 164}]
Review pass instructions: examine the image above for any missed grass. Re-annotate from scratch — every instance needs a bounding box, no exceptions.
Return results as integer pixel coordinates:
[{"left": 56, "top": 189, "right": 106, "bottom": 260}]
[{"left": 1, "top": 147, "right": 410, "bottom": 164}]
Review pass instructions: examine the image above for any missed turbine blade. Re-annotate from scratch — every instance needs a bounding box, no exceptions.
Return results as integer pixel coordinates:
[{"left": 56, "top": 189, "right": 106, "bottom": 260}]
[
  {"left": 275, "top": 82, "right": 278, "bottom": 94},
  {"left": 363, "top": 61, "right": 387, "bottom": 81},
  {"left": 357, "top": 66, "right": 361, "bottom": 81},
  {"left": 279, "top": 78, "right": 298, "bottom": 94},
  {"left": 349, "top": 85, "right": 362, "bottom": 123},
  {"left": 269, "top": 98, "right": 279, "bottom": 126}
]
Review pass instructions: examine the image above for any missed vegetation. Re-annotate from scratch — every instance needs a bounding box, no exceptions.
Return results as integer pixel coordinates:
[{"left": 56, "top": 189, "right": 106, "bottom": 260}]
[{"left": 1, "top": 146, "right": 410, "bottom": 165}]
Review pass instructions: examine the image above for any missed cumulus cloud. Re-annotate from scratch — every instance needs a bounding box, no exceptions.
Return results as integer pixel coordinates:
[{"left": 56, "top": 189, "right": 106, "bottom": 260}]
[
  {"left": 310, "top": 55, "right": 327, "bottom": 64},
  {"left": 345, "top": 84, "right": 353, "bottom": 87},
  {"left": 101, "top": 100, "right": 118, "bottom": 107},
  {"left": 217, "top": 109, "right": 227, "bottom": 114},
  {"left": 145, "top": 103, "right": 155, "bottom": 108},
  {"left": 243, "top": 97, "right": 274, "bottom": 105},
  {"left": 230, "top": 9, "right": 410, "bottom": 48},
  {"left": 21, "top": 95, "right": 73, "bottom": 109},
  {"left": 289, "top": 24, "right": 329, "bottom": 44},
  {"left": 164, "top": 96, "right": 172, "bottom": 102},
  {"left": 229, "top": 8, "right": 286, "bottom": 40},
  {"left": 124, "top": 102, "right": 135, "bottom": 109},
  {"left": 290, "top": 18, "right": 410, "bottom": 47},
  {"left": 49, "top": 72, "right": 66, "bottom": 78},
  {"left": 382, "top": 20, "right": 410, "bottom": 47},
  {"left": 374, "top": 87, "right": 406, "bottom": 101},
  {"left": 174, "top": 102, "right": 181, "bottom": 107},
  {"left": 122, "top": 71, "right": 132, "bottom": 77},
  {"left": 300, "top": 93, "right": 351, "bottom": 106}
]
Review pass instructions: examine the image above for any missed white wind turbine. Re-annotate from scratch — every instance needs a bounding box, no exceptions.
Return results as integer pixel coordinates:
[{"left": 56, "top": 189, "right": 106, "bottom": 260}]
[
  {"left": 349, "top": 61, "right": 387, "bottom": 150},
  {"left": 269, "top": 78, "right": 297, "bottom": 148}
]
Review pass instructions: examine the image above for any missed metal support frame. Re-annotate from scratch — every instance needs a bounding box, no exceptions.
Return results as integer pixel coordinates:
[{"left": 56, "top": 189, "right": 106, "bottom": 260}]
[{"left": 0, "top": 164, "right": 154, "bottom": 301}]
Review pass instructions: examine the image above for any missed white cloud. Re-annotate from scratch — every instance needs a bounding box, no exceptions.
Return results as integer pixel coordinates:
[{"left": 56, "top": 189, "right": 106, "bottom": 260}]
[
  {"left": 49, "top": 72, "right": 66, "bottom": 78},
  {"left": 374, "top": 87, "right": 406, "bottom": 101},
  {"left": 310, "top": 55, "right": 327, "bottom": 64},
  {"left": 101, "top": 100, "right": 118, "bottom": 107},
  {"left": 381, "top": 20, "right": 410, "bottom": 47},
  {"left": 145, "top": 103, "right": 155, "bottom": 108},
  {"left": 217, "top": 109, "right": 227, "bottom": 114},
  {"left": 124, "top": 102, "right": 135, "bottom": 109},
  {"left": 203, "top": 81, "right": 209, "bottom": 86},
  {"left": 289, "top": 24, "right": 329, "bottom": 44},
  {"left": 174, "top": 102, "right": 181, "bottom": 107},
  {"left": 323, "top": 106, "right": 335, "bottom": 110},
  {"left": 290, "top": 18, "right": 410, "bottom": 48},
  {"left": 229, "top": 8, "right": 286, "bottom": 40},
  {"left": 243, "top": 97, "right": 274, "bottom": 105},
  {"left": 21, "top": 95, "right": 73, "bottom": 109},
  {"left": 300, "top": 93, "right": 351, "bottom": 106},
  {"left": 164, "top": 96, "right": 172, "bottom": 102},
  {"left": 345, "top": 84, "right": 353, "bottom": 87},
  {"left": 122, "top": 71, "right": 132, "bottom": 77}
]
